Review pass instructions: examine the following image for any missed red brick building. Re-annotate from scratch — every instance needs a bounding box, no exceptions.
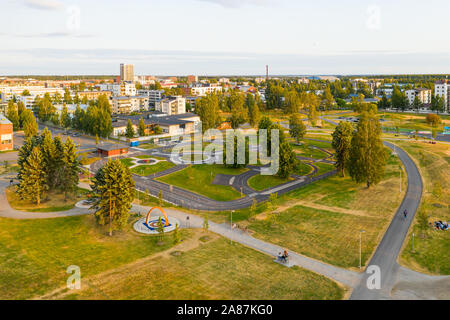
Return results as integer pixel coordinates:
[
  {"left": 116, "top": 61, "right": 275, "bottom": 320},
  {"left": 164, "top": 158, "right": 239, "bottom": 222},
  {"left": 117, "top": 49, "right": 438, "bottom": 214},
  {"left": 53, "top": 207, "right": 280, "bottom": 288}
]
[
  {"left": 97, "top": 143, "right": 129, "bottom": 157},
  {"left": 0, "top": 116, "right": 13, "bottom": 151}
]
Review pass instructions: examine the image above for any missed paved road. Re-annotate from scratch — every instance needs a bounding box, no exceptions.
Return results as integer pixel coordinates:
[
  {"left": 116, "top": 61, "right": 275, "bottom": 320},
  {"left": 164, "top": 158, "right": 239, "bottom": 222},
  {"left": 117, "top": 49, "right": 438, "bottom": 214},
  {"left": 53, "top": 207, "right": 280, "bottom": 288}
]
[{"left": 350, "top": 141, "right": 423, "bottom": 300}]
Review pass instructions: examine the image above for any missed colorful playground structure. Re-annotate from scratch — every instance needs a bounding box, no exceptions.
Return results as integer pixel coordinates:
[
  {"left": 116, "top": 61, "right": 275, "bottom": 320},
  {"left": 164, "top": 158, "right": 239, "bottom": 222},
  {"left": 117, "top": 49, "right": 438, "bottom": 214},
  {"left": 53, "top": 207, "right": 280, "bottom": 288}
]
[{"left": 133, "top": 206, "right": 180, "bottom": 235}]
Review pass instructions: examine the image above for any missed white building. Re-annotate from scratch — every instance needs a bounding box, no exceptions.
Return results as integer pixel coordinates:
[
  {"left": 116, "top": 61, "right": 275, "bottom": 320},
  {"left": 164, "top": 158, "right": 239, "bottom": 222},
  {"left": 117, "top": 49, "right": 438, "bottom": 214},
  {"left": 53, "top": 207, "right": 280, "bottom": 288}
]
[
  {"left": 137, "top": 89, "right": 164, "bottom": 106},
  {"left": 155, "top": 96, "right": 186, "bottom": 115},
  {"left": 98, "top": 82, "right": 136, "bottom": 97},
  {"left": 435, "top": 80, "right": 450, "bottom": 112},
  {"left": 405, "top": 88, "right": 431, "bottom": 106},
  {"left": 190, "top": 84, "right": 223, "bottom": 96},
  {"left": 0, "top": 85, "right": 65, "bottom": 103},
  {"left": 16, "top": 95, "right": 35, "bottom": 109}
]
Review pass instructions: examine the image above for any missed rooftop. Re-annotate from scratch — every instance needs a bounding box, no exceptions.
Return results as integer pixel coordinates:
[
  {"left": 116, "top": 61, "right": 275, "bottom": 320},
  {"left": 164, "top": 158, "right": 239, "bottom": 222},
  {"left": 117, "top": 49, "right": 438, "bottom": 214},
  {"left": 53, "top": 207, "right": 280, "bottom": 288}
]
[{"left": 96, "top": 143, "right": 129, "bottom": 151}]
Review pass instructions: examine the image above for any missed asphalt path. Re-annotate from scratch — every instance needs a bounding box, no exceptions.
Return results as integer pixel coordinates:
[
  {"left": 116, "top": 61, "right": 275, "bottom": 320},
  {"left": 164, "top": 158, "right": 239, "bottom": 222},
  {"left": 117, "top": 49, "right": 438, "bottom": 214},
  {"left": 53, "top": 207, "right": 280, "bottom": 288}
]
[{"left": 350, "top": 141, "right": 423, "bottom": 299}]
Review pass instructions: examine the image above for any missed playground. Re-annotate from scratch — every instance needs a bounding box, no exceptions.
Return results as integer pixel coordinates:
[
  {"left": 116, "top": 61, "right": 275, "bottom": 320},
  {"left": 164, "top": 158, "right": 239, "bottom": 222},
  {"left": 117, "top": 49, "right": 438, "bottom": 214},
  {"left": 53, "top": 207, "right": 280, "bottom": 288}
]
[{"left": 133, "top": 206, "right": 180, "bottom": 235}]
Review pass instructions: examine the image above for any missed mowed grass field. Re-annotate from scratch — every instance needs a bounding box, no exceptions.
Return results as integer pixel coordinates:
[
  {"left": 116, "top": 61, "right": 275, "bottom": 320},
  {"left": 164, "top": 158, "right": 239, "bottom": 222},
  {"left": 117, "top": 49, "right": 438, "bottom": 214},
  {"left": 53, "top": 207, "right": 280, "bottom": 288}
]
[
  {"left": 379, "top": 112, "right": 449, "bottom": 132},
  {"left": 0, "top": 216, "right": 345, "bottom": 300},
  {"left": 157, "top": 165, "right": 247, "bottom": 201},
  {"left": 248, "top": 151, "right": 406, "bottom": 269},
  {"left": 396, "top": 140, "right": 450, "bottom": 275},
  {"left": 43, "top": 231, "right": 345, "bottom": 300},
  {"left": 247, "top": 174, "right": 291, "bottom": 191},
  {"left": 0, "top": 215, "right": 183, "bottom": 299},
  {"left": 130, "top": 162, "right": 175, "bottom": 176},
  {"left": 250, "top": 205, "right": 382, "bottom": 268},
  {"left": 5, "top": 186, "right": 88, "bottom": 212}
]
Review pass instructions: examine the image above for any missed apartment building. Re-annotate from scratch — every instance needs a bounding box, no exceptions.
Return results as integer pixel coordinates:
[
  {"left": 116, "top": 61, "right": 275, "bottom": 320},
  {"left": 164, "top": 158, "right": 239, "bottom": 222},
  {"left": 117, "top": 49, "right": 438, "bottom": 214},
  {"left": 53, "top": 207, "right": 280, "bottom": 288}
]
[
  {"left": 111, "top": 95, "right": 149, "bottom": 114},
  {"left": 0, "top": 85, "right": 64, "bottom": 103},
  {"left": 187, "top": 75, "right": 198, "bottom": 84},
  {"left": 155, "top": 96, "right": 186, "bottom": 115},
  {"left": 405, "top": 88, "right": 431, "bottom": 106},
  {"left": 137, "top": 89, "right": 164, "bottom": 107},
  {"left": 190, "top": 84, "right": 223, "bottom": 96},
  {"left": 120, "top": 64, "right": 134, "bottom": 82},
  {"left": 78, "top": 90, "right": 112, "bottom": 100},
  {"left": 435, "top": 80, "right": 450, "bottom": 112},
  {"left": 0, "top": 115, "right": 13, "bottom": 151}
]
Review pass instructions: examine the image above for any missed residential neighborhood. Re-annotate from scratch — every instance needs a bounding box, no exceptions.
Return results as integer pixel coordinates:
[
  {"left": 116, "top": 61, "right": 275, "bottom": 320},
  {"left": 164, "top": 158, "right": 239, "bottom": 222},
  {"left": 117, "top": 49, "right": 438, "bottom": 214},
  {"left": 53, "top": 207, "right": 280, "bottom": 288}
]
[{"left": 0, "top": 0, "right": 448, "bottom": 312}]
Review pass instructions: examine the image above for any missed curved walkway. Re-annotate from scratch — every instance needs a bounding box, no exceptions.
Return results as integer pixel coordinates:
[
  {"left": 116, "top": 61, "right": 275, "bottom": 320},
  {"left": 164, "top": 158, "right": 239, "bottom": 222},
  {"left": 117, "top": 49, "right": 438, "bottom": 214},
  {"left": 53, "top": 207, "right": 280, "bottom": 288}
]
[
  {"left": 350, "top": 141, "right": 424, "bottom": 299},
  {"left": 89, "top": 149, "right": 337, "bottom": 211}
]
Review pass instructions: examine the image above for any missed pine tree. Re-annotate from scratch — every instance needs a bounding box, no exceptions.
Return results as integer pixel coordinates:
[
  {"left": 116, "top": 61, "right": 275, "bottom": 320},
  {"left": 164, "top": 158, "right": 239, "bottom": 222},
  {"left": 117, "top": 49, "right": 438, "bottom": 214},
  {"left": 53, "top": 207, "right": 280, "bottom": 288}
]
[
  {"left": 332, "top": 121, "right": 353, "bottom": 177},
  {"left": 349, "top": 111, "right": 388, "bottom": 188},
  {"left": 138, "top": 117, "right": 146, "bottom": 136},
  {"left": 40, "top": 128, "right": 58, "bottom": 189},
  {"left": 52, "top": 136, "right": 65, "bottom": 190},
  {"left": 61, "top": 137, "right": 80, "bottom": 198},
  {"left": 17, "top": 136, "right": 37, "bottom": 182},
  {"left": 125, "top": 119, "right": 135, "bottom": 138},
  {"left": 91, "top": 159, "right": 136, "bottom": 236},
  {"left": 17, "top": 147, "right": 48, "bottom": 205}
]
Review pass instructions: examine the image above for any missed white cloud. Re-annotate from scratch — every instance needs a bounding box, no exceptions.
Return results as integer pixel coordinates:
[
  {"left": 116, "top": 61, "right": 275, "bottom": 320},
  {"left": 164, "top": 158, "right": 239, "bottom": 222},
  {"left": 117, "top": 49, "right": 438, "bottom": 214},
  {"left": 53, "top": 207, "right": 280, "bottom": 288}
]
[{"left": 23, "top": 0, "right": 63, "bottom": 11}]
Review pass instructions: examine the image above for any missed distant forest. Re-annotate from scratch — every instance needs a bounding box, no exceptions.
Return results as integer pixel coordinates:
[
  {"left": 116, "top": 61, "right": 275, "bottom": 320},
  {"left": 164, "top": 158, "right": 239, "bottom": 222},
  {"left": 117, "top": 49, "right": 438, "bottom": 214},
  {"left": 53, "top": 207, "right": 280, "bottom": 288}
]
[{"left": 3, "top": 75, "right": 116, "bottom": 80}]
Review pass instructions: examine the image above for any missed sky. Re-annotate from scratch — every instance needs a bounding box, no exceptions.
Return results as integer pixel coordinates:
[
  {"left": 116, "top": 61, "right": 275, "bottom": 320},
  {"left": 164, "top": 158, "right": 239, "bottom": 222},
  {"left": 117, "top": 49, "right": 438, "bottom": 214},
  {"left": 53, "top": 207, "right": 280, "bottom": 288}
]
[{"left": 1, "top": 0, "right": 450, "bottom": 75}]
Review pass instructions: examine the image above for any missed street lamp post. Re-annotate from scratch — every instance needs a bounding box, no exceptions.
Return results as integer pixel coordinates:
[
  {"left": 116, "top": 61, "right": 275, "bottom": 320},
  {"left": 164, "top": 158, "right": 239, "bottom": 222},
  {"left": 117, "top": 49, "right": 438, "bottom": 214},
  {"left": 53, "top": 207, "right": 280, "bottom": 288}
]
[
  {"left": 359, "top": 230, "right": 365, "bottom": 270},
  {"left": 412, "top": 232, "right": 415, "bottom": 253},
  {"left": 230, "top": 210, "right": 234, "bottom": 245}
]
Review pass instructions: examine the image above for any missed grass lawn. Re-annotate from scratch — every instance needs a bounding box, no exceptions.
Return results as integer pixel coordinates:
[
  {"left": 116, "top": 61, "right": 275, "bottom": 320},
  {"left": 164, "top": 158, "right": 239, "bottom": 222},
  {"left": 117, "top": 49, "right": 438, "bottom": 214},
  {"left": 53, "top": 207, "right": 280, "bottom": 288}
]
[
  {"left": 157, "top": 165, "right": 246, "bottom": 201},
  {"left": 5, "top": 186, "right": 88, "bottom": 212},
  {"left": 295, "top": 161, "right": 314, "bottom": 176},
  {"left": 0, "top": 215, "right": 187, "bottom": 299},
  {"left": 246, "top": 151, "right": 407, "bottom": 269},
  {"left": 291, "top": 141, "right": 330, "bottom": 159},
  {"left": 247, "top": 174, "right": 291, "bottom": 191},
  {"left": 313, "top": 162, "right": 336, "bottom": 177},
  {"left": 130, "top": 161, "right": 175, "bottom": 176},
  {"left": 119, "top": 158, "right": 135, "bottom": 168},
  {"left": 250, "top": 205, "right": 386, "bottom": 269},
  {"left": 396, "top": 140, "right": 450, "bottom": 275},
  {"left": 379, "top": 112, "right": 448, "bottom": 133},
  {"left": 138, "top": 143, "right": 159, "bottom": 150},
  {"left": 42, "top": 231, "right": 345, "bottom": 300}
]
